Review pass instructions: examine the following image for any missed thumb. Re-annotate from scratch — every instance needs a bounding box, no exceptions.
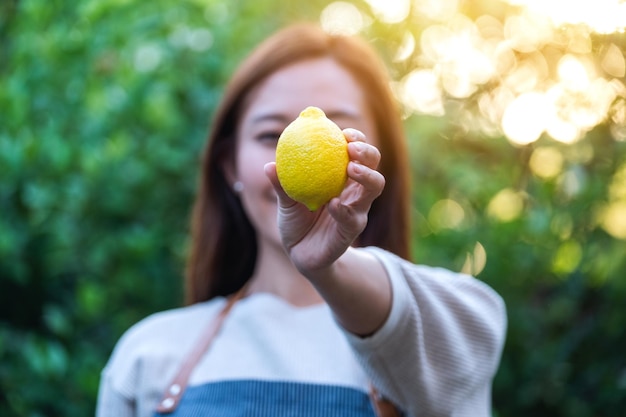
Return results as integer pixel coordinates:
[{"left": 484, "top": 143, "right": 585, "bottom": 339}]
[{"left": 264, "top": 162, "right": 297, "bottom": 208}]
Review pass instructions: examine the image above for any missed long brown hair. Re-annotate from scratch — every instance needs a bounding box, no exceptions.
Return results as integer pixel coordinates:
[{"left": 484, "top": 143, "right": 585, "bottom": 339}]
[{"left": 185, "top": 23, "right": 412, "bottom": 304}]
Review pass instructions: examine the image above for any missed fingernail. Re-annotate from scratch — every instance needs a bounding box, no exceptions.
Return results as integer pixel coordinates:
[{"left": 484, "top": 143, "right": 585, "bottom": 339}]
[{"left": 344, "top": 128, "right": 358, "bottom": 140}]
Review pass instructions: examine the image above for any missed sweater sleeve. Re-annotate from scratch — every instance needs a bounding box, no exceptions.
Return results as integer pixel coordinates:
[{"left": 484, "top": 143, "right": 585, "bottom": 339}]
[
  {"left": 96, "top": 369, "right": 135, "bottom": 417},
  {"left": 341, "top": 247, "right": 507, "bottom": 417}
]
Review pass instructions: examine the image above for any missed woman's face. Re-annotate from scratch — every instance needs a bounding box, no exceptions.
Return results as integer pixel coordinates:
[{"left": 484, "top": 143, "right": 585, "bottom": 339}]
[{"left": 231, "top": 57, "right": 378, "bottom": 250}]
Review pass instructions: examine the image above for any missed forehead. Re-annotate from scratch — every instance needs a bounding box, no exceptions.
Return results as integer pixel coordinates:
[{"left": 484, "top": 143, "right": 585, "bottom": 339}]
[{"left": 242, "top": 57, "right": 368, "bottom": 124}]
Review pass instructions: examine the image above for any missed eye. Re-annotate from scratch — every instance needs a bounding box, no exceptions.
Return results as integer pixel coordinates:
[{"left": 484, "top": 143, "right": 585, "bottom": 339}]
[{"left": 256, "top": 131, "right": 281, "bottom": 143}]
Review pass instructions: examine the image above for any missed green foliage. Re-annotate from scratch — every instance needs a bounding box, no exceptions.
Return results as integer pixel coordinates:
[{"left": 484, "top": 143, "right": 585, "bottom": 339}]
[
  {"left": 1, "top": 0, "right": 625, "bottom": 416},
  {"left": 0, "top": 0, "right": 325, "bottom": 415},
  {"left": 406, "top": 115, "right": 626, "bottom": 416}
]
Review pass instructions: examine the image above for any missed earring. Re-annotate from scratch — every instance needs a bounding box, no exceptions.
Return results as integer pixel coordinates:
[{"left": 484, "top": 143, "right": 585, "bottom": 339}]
[{"left": 233, "top": 181, "right": 244, "bottom": 193}]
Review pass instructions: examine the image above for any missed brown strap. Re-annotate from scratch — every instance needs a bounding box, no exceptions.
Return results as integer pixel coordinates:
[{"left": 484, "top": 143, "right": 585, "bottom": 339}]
[
  {"left": 155, "top": 287, "right": 400, "bottom": 416},
  {"left": 155, "top": 288, "right": 246, "bottom": 413}
]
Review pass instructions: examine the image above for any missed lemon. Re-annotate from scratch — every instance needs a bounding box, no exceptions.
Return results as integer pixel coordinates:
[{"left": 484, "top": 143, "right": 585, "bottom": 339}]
[{"left": 275, "top": 106, "right": 348, "bottom": 211}]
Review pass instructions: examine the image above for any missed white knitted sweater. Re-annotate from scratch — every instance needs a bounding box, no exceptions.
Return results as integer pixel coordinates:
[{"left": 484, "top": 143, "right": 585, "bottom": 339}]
[{"left": 96, "top": 247, "right": 507, "bottom": 417}]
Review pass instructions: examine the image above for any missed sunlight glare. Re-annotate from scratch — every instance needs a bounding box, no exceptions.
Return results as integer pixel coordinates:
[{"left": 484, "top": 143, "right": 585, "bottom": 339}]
[
  {"left": 546, "top": 116, "right": 580, "bottom": 144},
  {"left": 504, "top": 12, "right": 553, "bottom": 52},
  {"left": 413, "top": 0, "right": 459, "bottom": 22},
  {"left": 558, "top": 55, "right": 591, "bottom": 90},
  {"left": 361, "top": 0, "right": 625, "bottom": 144},
  {"left": 503, "top": 63, "right": 542, "bottom": 94},
  {"left": 365, "top": 0, "right": 411, "bottom": 24},
  {"left": 507, "top": 0, "right": 626, "bottom": 34},
  {"left": 566, "top": 28, "right": 593, "bottom": 54},
  {"left": 479, "top": 87, "right": 515, "bottom": 127},
  {"left": 543, "top": 76, "right": 619, "bottom": 144},
  {"left": 320, "top": 2, "right": 365, "bottom": 36},
  {"left": 420, "top": 24, "right": 454, "bottom": 63},
  {"left": 544, "top": 84, "right": 582, "bottom": 144},
  {"left": 442, "top": 71, "right": 477, "bottom": 99},
  {"left": 611, "top": 99, "right": 626, "bottom": 142},
  {"left": 476, "top": 14, "right": 504, "bottom": 40},
  {"left": 394, "top": 31, "right": 416, "bottom": 62},
  {"left": 601, "top": 43, "right": 626, "bottom": 78},
  {"left": 399, "top": 69, "right": 445, "bottom": 116},
  {"left": 420, "top": 15, "right": 496, "bottom": 98},
  {"left": 502, "top": 92, "right": 549, "bottom": 145}
]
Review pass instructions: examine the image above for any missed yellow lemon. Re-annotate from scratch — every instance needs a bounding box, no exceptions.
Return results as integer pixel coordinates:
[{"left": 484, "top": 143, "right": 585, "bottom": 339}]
[{"left": 276, "top": 106, "right": 348, "bottom": 211}]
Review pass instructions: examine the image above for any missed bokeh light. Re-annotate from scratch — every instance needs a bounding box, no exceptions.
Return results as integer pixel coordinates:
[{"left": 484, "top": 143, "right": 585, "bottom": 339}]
[
  {"left": 487, "top": 188, "right": 525, "bottom": 222},
  {"left": 501, "top": 92, "right": 548, "bottom": 145},
  {"left": 399, "top": 69, "right": 445, "bottom": 116},
  {"left": 414, "top": 0, "right": 459, "bottom": 22},
  {"left": 529, "top": 146, "right": 564, "bottom": 179},
  {"left": 600, "top": 163, "right": 626, "bottom": 240},
  {"left": 428, "top": 199, "right": 466, "bottom": 231},
  {"left": 134, "top": 44, "right": 162, "bottom": 72},
  {"left": 505, "top": 0, "right": 626, "bottom": 34},
  {"left": 320, "top": 2, "right": 365, "bottom": 35},
  {"left": 600, "top": 201, "right": 626, "bottom": 240},
  {"left": 461, "top": 241, "right": 488, "bottom": 276},
  {"left": 364, "top": 0, "right": 411, "bottom": 24},
  {"left": 326, "top": 0, "right": 626, "bottom": 146},
  {"left": 551, "top": 240, "right": 583, "bottom": 275},
  {"left": 393, "top": 31, "right": 416, "bottom": 62}
]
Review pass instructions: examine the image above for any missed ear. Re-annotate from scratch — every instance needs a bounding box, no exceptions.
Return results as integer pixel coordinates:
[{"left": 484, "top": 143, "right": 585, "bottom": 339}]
[{"left": 219, "top": 149, "right": 238, "bottom": 190}]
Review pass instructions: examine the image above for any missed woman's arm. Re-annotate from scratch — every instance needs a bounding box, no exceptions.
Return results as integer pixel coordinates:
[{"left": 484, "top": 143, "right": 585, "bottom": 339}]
[
  {"left": 341, "top": 248, "right": 507, "bottom": 416},
  {"left": 265, "top": 128, "right": 392, "bottom": 336},
  {"left": 265, "top": 128, "right": 506, "bottom": 415},
  {"left": 301, "top": 246, "right": 392, "bottom": 336},
  {"left": 96, "top": 372, "right": 135, "bottom": 417}
]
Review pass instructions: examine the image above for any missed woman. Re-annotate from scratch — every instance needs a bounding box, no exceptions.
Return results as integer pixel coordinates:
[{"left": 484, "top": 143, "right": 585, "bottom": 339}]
[{"left": 96, "top": 23, "right": 507, "bottom": 417}]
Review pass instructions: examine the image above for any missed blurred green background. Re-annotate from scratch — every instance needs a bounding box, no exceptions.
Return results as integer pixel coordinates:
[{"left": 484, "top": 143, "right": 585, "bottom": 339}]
[{"left": 1, "top": 0, "right": 625, "bottom": 416}]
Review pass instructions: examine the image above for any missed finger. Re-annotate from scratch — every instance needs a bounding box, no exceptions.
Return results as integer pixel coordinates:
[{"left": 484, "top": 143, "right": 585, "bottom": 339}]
[
  {"left": 343, "top": 128, "right": 381, "bottom": 169},
  {"left": 346, "top": 161, "right": 385, "bottom": 206},
  {"left": 347, "top": 140, "right": 381, "bottom": 170},
  {"left": 343, "top": 128, "right": 366, "bottom": 143},
  {"left": 264, "top": 162, "right": 298, "bottom": 208},
  {"left": 327, "top": 196, "right": 366, "bottom": 234}
]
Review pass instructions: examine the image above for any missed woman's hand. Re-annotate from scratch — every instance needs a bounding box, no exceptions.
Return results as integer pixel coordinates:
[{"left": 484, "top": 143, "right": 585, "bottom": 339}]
[{"left": 264, "top": 128, "right": 385, "bottom": 280}]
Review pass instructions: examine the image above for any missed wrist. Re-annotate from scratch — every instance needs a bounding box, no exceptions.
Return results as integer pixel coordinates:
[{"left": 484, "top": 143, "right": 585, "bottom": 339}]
[
  {"left": 296, "top": 253, "right": 342, "bottom": 285},
  {"left": 298, "top": 246, "right": 360, "bottom": 288},
  {"left": 302, "top": 246, "right": 393, "bottom": 336}
]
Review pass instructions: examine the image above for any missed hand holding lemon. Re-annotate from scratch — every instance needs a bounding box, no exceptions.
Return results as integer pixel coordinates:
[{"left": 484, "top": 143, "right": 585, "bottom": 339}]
[{"left": 265, "top": 106, "right": 385, "bottom": 274}]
